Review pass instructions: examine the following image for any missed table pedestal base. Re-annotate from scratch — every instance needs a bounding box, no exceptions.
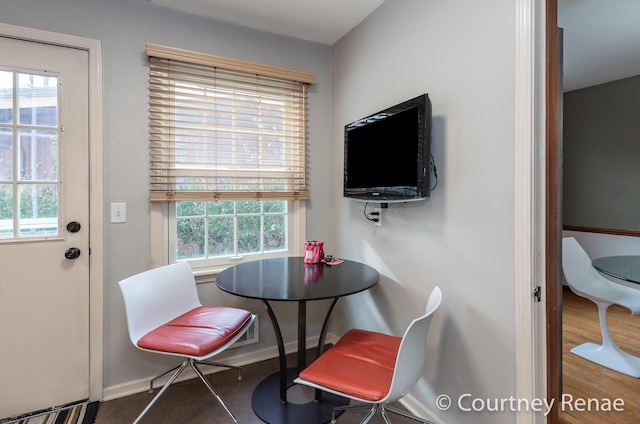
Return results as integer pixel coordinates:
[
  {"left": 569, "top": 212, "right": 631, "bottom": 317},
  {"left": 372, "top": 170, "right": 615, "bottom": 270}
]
[{"left": 252, "top": 368, "right": 348, "bottom": 424}]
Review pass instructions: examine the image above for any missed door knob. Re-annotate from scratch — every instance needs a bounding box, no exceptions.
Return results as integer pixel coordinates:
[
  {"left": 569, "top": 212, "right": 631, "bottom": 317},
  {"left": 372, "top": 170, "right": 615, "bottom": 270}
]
[
  {"left": 66, "top": 221, "right": 81, "bottom": 233},
  {"left": 65, "top": 247, "right": 81, "bottom": 260}
]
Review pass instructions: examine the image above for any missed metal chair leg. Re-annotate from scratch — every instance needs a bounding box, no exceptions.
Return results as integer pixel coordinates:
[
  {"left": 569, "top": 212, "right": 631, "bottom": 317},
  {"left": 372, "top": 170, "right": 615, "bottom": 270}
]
[
  {"left": 190, "top": 360, "right": 238, "bottom": 423},
  {"left": 383, "top": 404, "right": 433, "bottom": 423},
  {"left": 149, "top": 359, "right": 242, "bottom": 394},
  {"left": 136, "top": 359, "right": 242, "bottom": 423},
  {"left": 330, "top": 403, "right": 377, "bottom": 424},
  {"left": 148, "top": 364, "right": 182, "bottom": 392},
  {"left": 360, "top": 404, "right": 379, "bottom": 424},
  {"left": 133, "top": 360, "right": 189, "bottom": 424},
  {"left": 330, "top": 402, "right": 433, "bottom": 424},
  {"left": 197, "top": 360, "right": 243, "bottom": 380}
]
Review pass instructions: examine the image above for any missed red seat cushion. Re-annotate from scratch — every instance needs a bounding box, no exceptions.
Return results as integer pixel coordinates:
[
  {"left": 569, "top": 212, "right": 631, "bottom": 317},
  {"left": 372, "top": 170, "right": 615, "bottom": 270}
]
[
  {"left": 137, "top": 306, "right": 252, "bottom": 357},
  {"left": 298, "top": 329, "right": 401, "bottom": 401}
]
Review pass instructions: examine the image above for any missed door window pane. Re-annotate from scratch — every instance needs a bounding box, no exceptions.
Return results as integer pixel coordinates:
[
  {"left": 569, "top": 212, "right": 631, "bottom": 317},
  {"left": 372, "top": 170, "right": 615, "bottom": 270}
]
[
  {"left": 0, "top": 128, "right": 12, "bottom": 181},
  {"left": 18, "top": 73, "right": 58, "bottom": 127},
  {"left": 0, "top": 184, "right": 13, "bottom": 238},
  {"left": 19, "top": 183, "right": 58, "bottom": 236},
  {"left": 0, "top": 70, "right": 13, "bottom": 124},
  {"left": 19, "top": 129, "right": 58, "bottom": 181}
]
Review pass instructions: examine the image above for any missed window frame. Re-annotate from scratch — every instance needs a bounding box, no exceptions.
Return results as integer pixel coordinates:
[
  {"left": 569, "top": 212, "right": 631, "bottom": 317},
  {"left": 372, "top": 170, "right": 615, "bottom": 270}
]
[
  {"left": 150, "top": 200, "right": 306, "bottom": 279},
  {"left": 0, "top": 68, "right": 63, "bottom": 242}
]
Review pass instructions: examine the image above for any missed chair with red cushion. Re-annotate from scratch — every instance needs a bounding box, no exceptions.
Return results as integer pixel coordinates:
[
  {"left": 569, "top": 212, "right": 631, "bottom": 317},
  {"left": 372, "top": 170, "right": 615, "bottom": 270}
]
[
  {"left": 118, "top": 262, "right": 256, "bottom": 423},
  {"left": 294, "top": 286, "right": 441, "bottom": 424}
]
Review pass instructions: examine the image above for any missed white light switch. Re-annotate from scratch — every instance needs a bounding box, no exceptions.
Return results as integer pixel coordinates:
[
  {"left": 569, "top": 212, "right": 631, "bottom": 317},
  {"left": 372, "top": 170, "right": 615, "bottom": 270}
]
[{"left": 111, "top": 203, "right": 127, "bottom": 223}]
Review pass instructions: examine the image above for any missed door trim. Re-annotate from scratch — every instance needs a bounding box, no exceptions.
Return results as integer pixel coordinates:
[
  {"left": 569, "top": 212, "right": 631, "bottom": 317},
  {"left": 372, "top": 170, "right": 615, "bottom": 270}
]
[
  {"left": 514, "top": 1, "right": 547, "bottom": 423},
  {"left": 0, "top": 23, "right": 104, "bottom": 402}
]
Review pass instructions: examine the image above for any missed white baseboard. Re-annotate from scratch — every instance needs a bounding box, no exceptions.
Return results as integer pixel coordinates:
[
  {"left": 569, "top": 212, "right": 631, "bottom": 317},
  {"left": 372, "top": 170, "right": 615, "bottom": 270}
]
[{"left": 103, "top": 333, "right": 340, "bottom": 401}]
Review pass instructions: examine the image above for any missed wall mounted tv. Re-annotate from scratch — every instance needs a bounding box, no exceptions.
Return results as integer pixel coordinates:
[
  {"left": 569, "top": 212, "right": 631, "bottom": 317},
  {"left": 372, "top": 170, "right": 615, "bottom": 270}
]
[{"left": 343, "top": 93, "right": 432, "bottom": 203}]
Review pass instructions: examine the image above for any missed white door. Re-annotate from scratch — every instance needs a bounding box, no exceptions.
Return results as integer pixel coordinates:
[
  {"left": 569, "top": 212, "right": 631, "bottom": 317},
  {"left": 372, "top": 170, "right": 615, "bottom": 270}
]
[{"left": 0, "top": 37, "right": 90, "bottom": 418}]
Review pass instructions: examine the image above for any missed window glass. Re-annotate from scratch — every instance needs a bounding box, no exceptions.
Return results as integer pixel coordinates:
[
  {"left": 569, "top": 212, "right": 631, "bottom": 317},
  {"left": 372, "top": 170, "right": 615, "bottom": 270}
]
[
  {"left": 175, "top": 200, "right": 288, "bottom": 265},
  {"left": 0, "top": 69, "right": 60, "bottom": 240}
]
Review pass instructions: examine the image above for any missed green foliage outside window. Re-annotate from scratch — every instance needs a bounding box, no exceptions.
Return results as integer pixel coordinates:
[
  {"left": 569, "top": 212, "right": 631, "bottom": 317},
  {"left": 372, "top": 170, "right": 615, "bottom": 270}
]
[{"left": 176, "top": 200, "right": 287, "bottom": 261}]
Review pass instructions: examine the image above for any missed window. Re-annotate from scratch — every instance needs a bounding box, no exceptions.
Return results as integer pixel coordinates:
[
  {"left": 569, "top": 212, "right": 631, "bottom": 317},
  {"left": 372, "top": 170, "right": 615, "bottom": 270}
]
[
  {"left": 170, "top": 199, "right": 288, "bottom": 264},
  {"left": 0, "top": 69, "right": 60, "bottom": 240},
  {"left": 147, "top": 44, "right": 314, "bottom": 270}
]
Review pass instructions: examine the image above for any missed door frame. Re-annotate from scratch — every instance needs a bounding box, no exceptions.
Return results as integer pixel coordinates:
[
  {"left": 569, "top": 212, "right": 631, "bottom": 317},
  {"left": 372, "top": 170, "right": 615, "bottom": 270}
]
[
  {"left": 0, "top": 23, "right": 104, "bottom": 402},
  {"left": 513, "top": 1, "right": 549, "bottom": 423},
  {"left": 545, "top": 0, "right": 561, "bottom": 423}
]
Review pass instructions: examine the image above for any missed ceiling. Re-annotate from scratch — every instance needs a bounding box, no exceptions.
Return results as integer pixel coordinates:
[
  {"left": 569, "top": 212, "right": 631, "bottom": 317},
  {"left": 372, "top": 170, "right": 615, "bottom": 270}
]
[
  {"left": 147, "top": 0, "right": 640, "bottom": 92},
  {"left": 147, "top": 0, "right": 385, "bottom": 46},
  {"left": 559, "top": 0, "right": 640, "bottom": 91}
]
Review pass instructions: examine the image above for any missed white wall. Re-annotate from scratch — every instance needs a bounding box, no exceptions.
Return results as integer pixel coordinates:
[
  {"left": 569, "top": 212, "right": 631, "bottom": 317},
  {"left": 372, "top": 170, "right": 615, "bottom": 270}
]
[
  {"left": 1, "top": 0, "right": 334, "bottom": 394},
  {"left": 331, "top": 1, "right": 518, "bottom": 423}
]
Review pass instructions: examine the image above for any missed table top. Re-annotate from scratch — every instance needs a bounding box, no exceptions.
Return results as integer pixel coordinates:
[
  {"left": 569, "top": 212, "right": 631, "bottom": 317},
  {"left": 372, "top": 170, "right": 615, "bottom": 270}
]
[
  {"left": 592, "top": 255, "right": 640, "bottom": 284},
  {"left": 215, "top": 257, "right": 380, "bottom": 301}
]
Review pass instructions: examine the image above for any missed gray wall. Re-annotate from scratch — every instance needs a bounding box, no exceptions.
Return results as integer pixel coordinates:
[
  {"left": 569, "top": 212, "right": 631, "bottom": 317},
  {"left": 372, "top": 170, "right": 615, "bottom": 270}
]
[
  {"left": 331, "top": 1, "right": 517, "bottom": 423},
  {"left": 1, "top": 0, "right": 334, "bottom": 392},
  {"left": 3, "top": 1, "right": 531, "bottom": 422},
  {"left": 563, "top": 74, "right": 640, "bottom": 232}
]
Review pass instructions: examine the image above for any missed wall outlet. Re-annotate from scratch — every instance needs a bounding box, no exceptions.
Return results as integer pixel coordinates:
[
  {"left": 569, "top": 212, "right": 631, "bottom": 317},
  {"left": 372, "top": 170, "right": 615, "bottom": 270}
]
[{"left": 374, "top": 207, "right": 382, "bottom": 227}]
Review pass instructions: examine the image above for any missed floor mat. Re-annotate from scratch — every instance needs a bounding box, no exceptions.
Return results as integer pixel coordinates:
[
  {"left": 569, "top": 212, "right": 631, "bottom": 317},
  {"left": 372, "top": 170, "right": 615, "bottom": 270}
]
[{"left": 0, "top": 401, "right": 99, "bottom": 424}]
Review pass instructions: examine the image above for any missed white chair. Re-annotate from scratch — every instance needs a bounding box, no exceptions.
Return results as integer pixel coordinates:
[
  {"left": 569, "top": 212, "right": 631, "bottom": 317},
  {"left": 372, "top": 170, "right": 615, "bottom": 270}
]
[
  {"left": 562, "top": 237, "right": 640, "bottom": 377},
  {"left": 294, "top": 286, "right": 442, "bottom": 424},
  {"left": 118, "top": 262, "right": 256, "bottom": 423}
]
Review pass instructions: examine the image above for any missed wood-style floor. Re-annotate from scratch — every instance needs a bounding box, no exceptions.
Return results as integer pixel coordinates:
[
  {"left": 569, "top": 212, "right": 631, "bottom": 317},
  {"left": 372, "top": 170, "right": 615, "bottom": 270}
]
[
  {"left": 559, "top": 288, "right": 640, "bottom": 423},
  {"left": 95, "top": 349, "right": 422, "bottom": 424},
  {"left": 96, "top": 289, "right": 640, "bottom": 423}
]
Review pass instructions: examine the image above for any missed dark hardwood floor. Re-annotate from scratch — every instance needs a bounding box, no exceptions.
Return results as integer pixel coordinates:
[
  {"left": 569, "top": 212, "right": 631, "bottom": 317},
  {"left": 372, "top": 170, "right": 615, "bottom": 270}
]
[
  {"left": 96, "top": 289, "right": 640, "bottom": 423},
  {"left": 559, "top": 288, "right": 640, "bottom": 423},
  {"left": 95, "top": 349, "right": 425, "bottom": 424}
]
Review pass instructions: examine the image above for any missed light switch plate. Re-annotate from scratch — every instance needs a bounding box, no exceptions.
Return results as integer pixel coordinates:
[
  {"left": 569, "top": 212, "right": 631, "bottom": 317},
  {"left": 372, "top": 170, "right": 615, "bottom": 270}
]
[{"left": 111, "top": 203, "right": 127, "bottom": 223}]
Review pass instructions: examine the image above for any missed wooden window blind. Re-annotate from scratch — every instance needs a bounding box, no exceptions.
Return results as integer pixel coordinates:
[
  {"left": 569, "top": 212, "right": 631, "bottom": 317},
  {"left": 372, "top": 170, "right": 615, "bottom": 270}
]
[{"left": 147, "top": 43, "right": 313, "bottom": 202}]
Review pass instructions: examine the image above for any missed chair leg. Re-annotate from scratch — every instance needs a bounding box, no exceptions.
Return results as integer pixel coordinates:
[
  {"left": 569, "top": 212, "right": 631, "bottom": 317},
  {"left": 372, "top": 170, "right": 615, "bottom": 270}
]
[
  {"left": 383, "top": 404, "right": 433, "bottom": 423},
  {"left": 360, "top": 404, "right": 379, "bottom": 424},
  {"left": 197, "top": 359, "right": 243, "bottom": 380},
  {"left": 570, "top": 301, "right": 640, "bottom": 377},
  {"left": 147, "top": 361, "right": 241, "bottom": 393},
  {"left": 133, "top": 360, "right": 189, "bottom": 424},
  {"left": 190, "top": 359, "right": 238, "bottom": 423},
  {"left": 148, "top": 364, "right": 182, "bottom": 392},
  {"left": 331, "top": 403, "right": 377, "bottom": 424}
]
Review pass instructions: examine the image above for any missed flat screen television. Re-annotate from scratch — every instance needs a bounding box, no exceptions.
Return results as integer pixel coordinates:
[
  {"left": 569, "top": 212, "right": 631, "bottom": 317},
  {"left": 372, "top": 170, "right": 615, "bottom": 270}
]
[{"left": 343, "top": 94, "right": 432, "bottom": 202}]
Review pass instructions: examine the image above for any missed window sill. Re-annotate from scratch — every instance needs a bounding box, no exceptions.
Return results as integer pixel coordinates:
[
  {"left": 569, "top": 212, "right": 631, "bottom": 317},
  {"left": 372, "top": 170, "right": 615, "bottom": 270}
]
[{"left": 193, "top": 267, "right": 226, "bottom": 284}]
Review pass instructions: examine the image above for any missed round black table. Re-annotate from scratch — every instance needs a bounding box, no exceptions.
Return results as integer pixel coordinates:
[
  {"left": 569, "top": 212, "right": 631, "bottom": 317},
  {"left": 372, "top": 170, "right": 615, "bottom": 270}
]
[
  {"left": 592, "top": 255, "right": 640, "bottom": 284},
  {"left": 215, "top": 257, "right": 379, "bottom": 424}
]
